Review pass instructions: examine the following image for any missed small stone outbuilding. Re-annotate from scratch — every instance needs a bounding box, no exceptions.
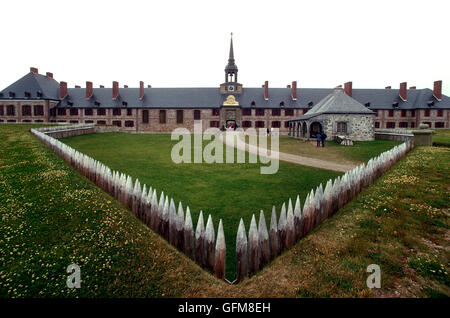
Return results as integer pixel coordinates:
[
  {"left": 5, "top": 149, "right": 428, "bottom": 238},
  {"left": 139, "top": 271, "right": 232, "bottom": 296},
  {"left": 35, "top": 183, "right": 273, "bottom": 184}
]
[{"left": 288, "top": 87, "right": 375, "bottom": 141}]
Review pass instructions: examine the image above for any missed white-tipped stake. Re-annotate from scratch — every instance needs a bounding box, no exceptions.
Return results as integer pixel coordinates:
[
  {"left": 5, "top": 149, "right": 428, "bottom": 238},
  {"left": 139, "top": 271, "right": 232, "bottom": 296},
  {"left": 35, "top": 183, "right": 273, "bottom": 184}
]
[
  {"left": 184, "top": 207, "right": 194, "bottom": 259},
  {"left": 169, "top": 198, "right": 177, "bottom": 246},
  {"left": 286, "top": 199, "right": 295, "bottom": 248},
  {"left": 214, "top": 219, "right": 226, "bottom": 279},
  {"left": 204, "top": 215, "right": 215, "bottom": 272},
  {"left": 195, "top": 211, "right": 205, "bottom": 266},
  {"left": 278, "top": 202, "right": 287, "bottom": 250},
  {"left": 176, "top": 202, "right": 185, "bottom": 251},
  {"left": 236, "top": 218, "right": 248, "bottom": 281},
  {"left": 294, "top": 194, "right": 302, "bottom": 241},
  {"left": 258, "top": 210, "right": 270, "bottom": 267},
  {"left": 248, "top": 214, "right": 260, "bottom": 274},
  {"left": 269, "top": 206, "right": 280, "bottom": 258}
]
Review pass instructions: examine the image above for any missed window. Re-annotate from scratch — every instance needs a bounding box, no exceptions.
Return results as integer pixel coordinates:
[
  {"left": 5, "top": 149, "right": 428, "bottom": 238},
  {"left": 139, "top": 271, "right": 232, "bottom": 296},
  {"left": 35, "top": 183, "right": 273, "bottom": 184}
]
[
  {"left": 112, "top": 120, "right": 122, "bottom": 127},
  {"left": 284, "top": 121, "right": 290, "bottom": 128},
  {"left": 194, "top": 110, "right": 201, "bottom": 120},
  {"left": 7, "top": 120, "right": 16, "bottom": 122},
  {"left": 255, "top": 121, "right": 265, "bottom": 128},
  {"left": 251, "top": 101, "right": 256, "bottom": 106},
  {"left": 285, "top": 109, "right": 294, "bottom": 116},
  {"left": 85, "top": 120, "right": 94, "bottom": 124},
  {"left": 34, "top": 120, "right": 43, "bottom": 123},
  {"left": 49, "top": 108, "right": 56, "bottom": 116},
  {"left": 365, "top": 102, "right": 371, "bottom": 107},
  {"left": 22, "top": 105, "right": 31, "bottom": 116},
  {"left": 70, "top": 120, "right": 79, "bottom": 123},
  {"left": 386, "top": 122, "right": 395, "bottom": 128},
  {"left": 256, "top": 109, "right": 264, "bottom": 116},
  {"left": 271, "top": 121, "right": 281, "bottom": 128},
  {"left": 70, "top": 108, "right": 78, "bottom": 116},
  {"left": 410, "top": 122, "right": 415, "bottom": 128},
  {"left": 437, "top": 109, "right": 443, "bottom": 117},
  {"left": 435, "top": 122, "right": 445, "bottom": 128},
  {"left": 388, "top": 110, "right": 394, "bottom": 117},
  {"left": 57, "top": 120, "right": 66, "bottom": 123},
  {"left": 97, "top": 120, "right": 106, "bottom": 125},
  {"left": 33, "top": 105, "right": 44, "bottom": 116},
  {"left": 127, "top": 109, "right": 132, "bottom": 116},
  {"left": 57, "top": 108, "right": 66, "bottom": 116},
  {"left": 85, "top": 108, "right": 93, "bottom": 116},
  {"left": 399, "top": 122, "right": 408, "bottom": 128},
  {"left": 97, "top": 109, "right": 106, "bottom": 116},
  {"left": 177, "top": 110, "right": 183, "bottom": 124},
  {"left": 242, "top": 109, "right": 251, "bottom": 116},
  {"left": 337, "top": 122, "right": 347, "bottom": 134},
  {"left": 212, "top": 109, "right": 220, "bottom": 116},
  {"left": 142, "top": 110, "right": 149, "bottom": 123},
  {"left": 424, "top": 109, "right": 430, "bottom": 117},
  {"left": 0, "top": 105, "right": 3, "bottom": 116},
  {"left": 272, "top": 109, "right": 281, "bottom": 116},
  {"left": 411, "top": 110, "right": 415, "bottom": 117},
  {"left": 113, "top": 109, "right": 121, "bottom": 116},
  {"left": 7, "top": 105, "right": 15, "bottom": 116},
  {"left": 375, "top": 122, "right": 380, "bottom": 128},
  {"left": 279, "top": 101, "right": 285, "bottom": 107},
  {"left": 0, "top": 119, "right": 3, "bottom": 122},
  {"left": 125, "top": 121, "right": 134, "bottom": 127},
  {"left": 22, "top": 120, "right": 32, "bottom": 123},
  {"left": 243, "top": 121, "right": 252, "bottom": 127},
  {"left": 159, "top": 110, "right": 166, "bottom": 124},
  {"left": 210, "top": 121, "right": 220, "bottom": 127},
  {"left": 308, "top": 101, "right": 314, "bottom": 107},
  {"left": 401, "top": 110, "right": 406, "bottom": 117}
]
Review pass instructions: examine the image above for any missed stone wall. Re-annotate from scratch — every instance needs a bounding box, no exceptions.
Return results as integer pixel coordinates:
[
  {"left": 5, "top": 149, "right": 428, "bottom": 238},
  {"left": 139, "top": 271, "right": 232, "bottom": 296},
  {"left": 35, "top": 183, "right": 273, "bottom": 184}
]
[{"left": 322, "top": 114, "right": 375, "bottom": 141}]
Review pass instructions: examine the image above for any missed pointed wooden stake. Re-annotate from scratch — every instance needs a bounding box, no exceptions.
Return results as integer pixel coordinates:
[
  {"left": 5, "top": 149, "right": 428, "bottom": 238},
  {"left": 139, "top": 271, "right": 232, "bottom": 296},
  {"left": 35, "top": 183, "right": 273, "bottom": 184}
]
[
  {"left": 258, "top": 210, "right": 270, "bottom": 268},
  {"left": 184, "top": 207, "right": 194, "bottom": 259},
  {"left": 248, "top": 214, "right": 260, "bottom": 275},
  {"left": 236, "top": 218, "right": 248, "bottom": 282},
  {"left": 204, "top": 214, "right": 215, "bottom": 273},
  {"left": 195, "top": 211, "right": 205, "bottom": 267},
  {"left": 214, "top": 219, "right": 226, "bottom": 280},
  {"left": 269, "top": 206, "right": 280, "bottom": 259}
]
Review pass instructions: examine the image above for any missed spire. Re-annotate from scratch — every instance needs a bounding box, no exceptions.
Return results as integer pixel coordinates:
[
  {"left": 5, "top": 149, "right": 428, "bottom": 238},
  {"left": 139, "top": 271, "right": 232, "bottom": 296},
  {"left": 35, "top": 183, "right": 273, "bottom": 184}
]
[
  {"left": 225, "top": 32, "right": 238, "bottom": 83},
  {"left": 228, "top": 32, "right": 235, "bottom": 63}
]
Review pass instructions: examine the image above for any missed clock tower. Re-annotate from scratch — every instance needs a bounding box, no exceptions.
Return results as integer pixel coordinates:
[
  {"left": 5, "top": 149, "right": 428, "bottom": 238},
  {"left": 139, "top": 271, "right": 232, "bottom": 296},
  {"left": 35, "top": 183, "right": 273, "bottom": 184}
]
[{"left": 220, "top": 33, "right": 243, "bottom": 94}]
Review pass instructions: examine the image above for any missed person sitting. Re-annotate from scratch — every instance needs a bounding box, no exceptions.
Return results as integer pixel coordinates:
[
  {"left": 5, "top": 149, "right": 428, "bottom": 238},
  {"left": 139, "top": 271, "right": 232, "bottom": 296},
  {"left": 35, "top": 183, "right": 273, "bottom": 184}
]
[
  {"left": 321, "top": 132, "right": 327, "bottom": 147},
  {"left": 316, "top": 132, "right": 322, "bottom": 147}
]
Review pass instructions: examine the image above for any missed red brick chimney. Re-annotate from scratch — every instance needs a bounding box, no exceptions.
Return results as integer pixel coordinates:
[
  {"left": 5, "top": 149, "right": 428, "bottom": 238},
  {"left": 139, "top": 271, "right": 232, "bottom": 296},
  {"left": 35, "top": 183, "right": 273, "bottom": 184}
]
[
  {"left": 385, "top": 86, "right": 391, "bottom": 89},
  {"left": 46, "top": 72, "right": 53, "bottom": 78},
  {"left": 100, "top": 85, "right": 104, "bottom": 88},
  {"left": 112, "top": 81, "right": 119, "bottom": 100},
  {"left": 344, "top": 81, "right": 352, "bottom": 97},
  {"left": 139, "top": 81, "right": 144, "bottom": 100},
  {"left": 409, "top": 86, "right": 416, "bottom": 89},
  {"left": 124, "top": 85, "right": 128, "bottom": 88},
  {"left": 147, "top": 85, "right": 152, "bottom": 88},
  {"left": 264, "top": 81, "right": 269, "bottom": 100},
  {"left": 286, "top": 85, "right": 291, "bottom": 88},
  {"left": 399, "top": 82, "right": 407, "bottom": 101},
  {"left": 60, "top": 81, "right": 67, "bottom": 99},
  {"left": 30, "top": 67, "right": 38, "bottom": 74},
  {"left": 433, "top": 80, "right": 442, "bottom": 101},
  {"left": 291, "top": 81, "right": 297, "bottom": 100},
  {"left": 86, "top": 81, "right": 93, "bottom": 99}
]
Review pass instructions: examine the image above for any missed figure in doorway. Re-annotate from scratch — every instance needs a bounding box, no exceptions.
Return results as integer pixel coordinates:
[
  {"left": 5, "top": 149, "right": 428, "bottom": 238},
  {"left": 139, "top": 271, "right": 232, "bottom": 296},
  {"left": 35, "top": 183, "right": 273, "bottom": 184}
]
[
  {"left": 316, "top": 132, "right": 322, "bottom": 147},
  {"left": 321, "top": 132, "right": 327, "bottom": 147}
]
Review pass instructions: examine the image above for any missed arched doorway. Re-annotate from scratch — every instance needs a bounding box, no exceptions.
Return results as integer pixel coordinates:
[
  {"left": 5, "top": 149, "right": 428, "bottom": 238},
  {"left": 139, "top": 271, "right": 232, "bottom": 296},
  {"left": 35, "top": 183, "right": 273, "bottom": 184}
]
[
  {"left": 302, "top": 122, "right": 307, "bottom": 138},
  {"left": 310, "top": 122, "right": 322, "bottom": 138}
]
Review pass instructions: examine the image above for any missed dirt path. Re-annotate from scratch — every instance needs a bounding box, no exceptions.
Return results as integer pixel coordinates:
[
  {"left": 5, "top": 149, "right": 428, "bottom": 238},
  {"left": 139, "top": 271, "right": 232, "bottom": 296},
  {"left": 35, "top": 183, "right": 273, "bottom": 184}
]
[{"left": 218, "top": 131, "right": 356, "bottom": 172}]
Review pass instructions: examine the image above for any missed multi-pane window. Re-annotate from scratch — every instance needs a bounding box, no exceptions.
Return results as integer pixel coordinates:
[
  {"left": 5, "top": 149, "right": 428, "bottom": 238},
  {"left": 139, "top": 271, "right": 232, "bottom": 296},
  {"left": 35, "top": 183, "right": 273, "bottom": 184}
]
[
  {"left": 7, "top": 105, "right": 15, "bottom": 116},
  {"left": 410, "top": 110, "right": 415, "bottom": 117},
  {"left": 256, "top": 109, "right": 265, "bottom": 116},
  {"left": 194, "top": 110, "right": 201, "bottom": 120},
  {"left": 142, "top": 110, "right": 149, "bottom": 123},
  {"left": 22, "top": 105, "right": 32, "bottom": 116},
  {"left": 70, "top": 120, "right": 79, "bottom": 124},
  {"left": 209, "top": 121, "right": 220, "bottom": 127},
  {"left": 125, "top": 121, "right": 134, "bottom": 127},
  {"left": 70, "top": 108, "right": 78, "bottom": 116},
  {"left": 437, "top": 109, "right": 443, "bottom": 117},
  {"left": 401, "top": 110, "right": 406, "bottom": 117},
  {"left": 85, "top": 120, "right": 94, "bottom": 124},
  {"left": 97, "top": 109, "right": 106, "bottom": 116},
  {"left": 113, "top": 109, "right": 121, "bottom": 116},
  {"left": 127, "top": 109, "right": 132, "bottom": 116},
  {"left": 177, "top": 110, "right": 183, "bottom": 124},
  {"left": 375, "top": 122, "right": 380, "bottom": 128},
  {"left": 424, "top": 109, "right": 430, "bottom": 117},
  {"left": 97, "top": 120, "right": 106, "bottom": 125},
  {"left": 85, "top": 108, "right": 93, "bottom": 116},
  {"left": 399, "top": 122, "right": 408, "bottom": 128},
  {"left": 272, "top": 109, "right": 281, "bottom": 116},
  {"left": 271, "top": 121, "right": 281, "bottom": 128},
  {"left": 112, "top": 120, "right": 122, "bottom": 127},
  {"left": 284, "top": 121, "right": 290, "bottom": 128},
  {"left": 386, "top": 122, "right": 395, "bottom": 128},
  {"left": 435, "top": 122, "right": 445, "bottom": 128},
  {"left": 337, "top": 122, "right": 347, "bottom": 134},
  {"left": 242, "top": 109, "right": 251, "bottom": 116},
  {"left": 212, "top": 109, "right": 220, "bottom": 116},
  {"left": 242, "top": 121, "right": 252, "bottom": 127},
  {"left": 255, "top": 121, "right": 265, "bottom": 128},
  {"left": 388, "top": 110, "right": 394, "bottom": 117},
  {"left": 57, "top": 108, "right": 66, "bottom": 116},
  {"left": 0, "top": 105, "right": 4, "bottom": 116},
  {"left": 34, "top": 105, "right": 44, "bottom": 116},
  {"left": 410, "top": 122, "right": 415, "bottom": 128},
  {"left": 285, "top": 109, "right": 294, "bottom": 116},
  {"left": 159, "top": 110, "right": 166, "bottom": 124}
]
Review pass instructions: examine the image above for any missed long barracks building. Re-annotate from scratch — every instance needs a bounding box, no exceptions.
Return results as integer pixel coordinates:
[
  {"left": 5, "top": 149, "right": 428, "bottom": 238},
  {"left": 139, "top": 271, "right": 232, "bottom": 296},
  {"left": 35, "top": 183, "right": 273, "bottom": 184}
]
[{"left": 1, "top": 36, "right": 449, "bottom": 133}]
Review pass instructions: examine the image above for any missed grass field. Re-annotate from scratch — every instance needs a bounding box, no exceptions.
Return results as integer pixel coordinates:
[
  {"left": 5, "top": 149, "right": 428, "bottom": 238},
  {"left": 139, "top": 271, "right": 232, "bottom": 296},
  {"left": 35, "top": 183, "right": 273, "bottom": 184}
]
[
  {"left": 432, "top": 129, "right": 450, "bottom": 147},
  {"left": 1, "top": 125, "right": 448, "bottom": 297}
]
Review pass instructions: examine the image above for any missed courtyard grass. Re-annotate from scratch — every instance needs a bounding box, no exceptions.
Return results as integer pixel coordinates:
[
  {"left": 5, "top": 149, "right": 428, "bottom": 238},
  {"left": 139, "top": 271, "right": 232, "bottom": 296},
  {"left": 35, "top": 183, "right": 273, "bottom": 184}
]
[
  {"left": 60, "top": 132, "right": 342, "bottom": 280},
  {"left": 432, "top": 129, "right": 450, "bottom": 147},
  {"left": 0, "top": 124, "right": 448, "bottom": 297}
]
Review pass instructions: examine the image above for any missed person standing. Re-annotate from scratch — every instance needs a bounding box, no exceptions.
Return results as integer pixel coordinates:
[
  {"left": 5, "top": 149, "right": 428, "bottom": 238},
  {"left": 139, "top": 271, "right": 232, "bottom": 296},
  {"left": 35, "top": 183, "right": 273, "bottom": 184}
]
[
  {"left": 316, "top": 132, "right": 321, "bottom": 147},
  {"left": 321, "top": 132, "right": 327, "bottom": 147}
]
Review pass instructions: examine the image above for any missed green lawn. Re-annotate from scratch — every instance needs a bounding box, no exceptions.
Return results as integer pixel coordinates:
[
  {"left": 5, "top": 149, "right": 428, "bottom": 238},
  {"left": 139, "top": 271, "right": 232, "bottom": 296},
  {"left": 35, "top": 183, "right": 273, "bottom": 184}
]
[
  {"left": 432, "top": 129, "right": 450, "bottom": 147},
  {"left": 61, "top": 132, "right": 342, "bottom": 280}
]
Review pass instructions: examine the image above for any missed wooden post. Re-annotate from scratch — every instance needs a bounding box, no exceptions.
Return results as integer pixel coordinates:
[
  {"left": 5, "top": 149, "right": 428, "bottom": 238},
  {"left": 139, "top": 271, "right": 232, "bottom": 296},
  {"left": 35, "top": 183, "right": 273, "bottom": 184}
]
[
  {"left": 195, "top": 211, "right": 205, "bottom": 267},
  {"left": 169, "top": 198, "right": 177, "bottom": 246},
  {"left": 156, "top": 191, "right": 164, "bottom": 235},
  {"left": 236, "top": 218, "right": 248, "bottom": 282},
  {"left": 294, "top": 195, "right": 302, "bottom": 241},
  {"left": 248, "top": 214, "right": 260, "bottom": 275},
  {"left": 214, "top": 219, "right": 226, "bottom": 280},
  {"left": 162, "top": 196, "right": 169, "bottom": 240},
  {"left": 278, "top": 203, "right": 287, "bottom": 251},
  {"left": 286, "top": 198, "right": 295, "bottom": 248},
  {"left": 269, "top": 206, "right": 280, "bottom": 259},
  {"left": 176, "top": 202, "right": 185, "bottom": 251},
  {"left": 258, "top": 210, "right": 270, "bottom": 268},
  {"left": 204, "top": 214, "right": 215, "bottom": 273},
  {"left": 184, "top": 207, "right": 194, "bottom": 259},
  {"left": 150, "top": 190, "right": 159, "bottom": 231},
  {"left": 139, "top": 184, "right": 147, "bottom": 222}
]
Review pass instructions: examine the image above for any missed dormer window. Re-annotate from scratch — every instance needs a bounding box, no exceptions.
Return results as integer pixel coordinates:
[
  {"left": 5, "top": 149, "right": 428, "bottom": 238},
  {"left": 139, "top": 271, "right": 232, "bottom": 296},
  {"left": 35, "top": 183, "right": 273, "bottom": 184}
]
[
  {"left": 9, "top": 91, "right": 15, "bottom": 98},
  {"left": 427, "top": 100, "right": 434, "bottom": 107},
  {"left": 251, "top": 101, "right": 256, "bottom": 106},
  {"left": 279, "top": 101, "right": 285, "bottom": 107},
  {"left": 308, "top": 101, "right": 314, "bottom": 107},
  {"left": 67, "top": 101, "right": 74, "bottom": 106},
  {"left": 365, "top": 102, "right": 371, "bottom": 107},
  {"left": 36, "top": 91, "right": 42, "bottom": 98},
  {"left": 94, "top": 101, "right": 101, "bottom": 106},
  {"left": 392, "top": 102, "right": 399, "bottom": 107},
  {"left": 122, "top": 101, "right": 128, "bottom": 106},
  {"left": 24, "top": 91, "right": 31, "bottom": 98}
]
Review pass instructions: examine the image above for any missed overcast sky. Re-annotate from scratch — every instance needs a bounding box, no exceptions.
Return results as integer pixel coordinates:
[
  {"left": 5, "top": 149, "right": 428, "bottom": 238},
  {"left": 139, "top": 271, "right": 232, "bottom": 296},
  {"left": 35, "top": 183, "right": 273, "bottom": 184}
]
[{"left": 1, "top": 0, "right": 449, "bottom": 95}]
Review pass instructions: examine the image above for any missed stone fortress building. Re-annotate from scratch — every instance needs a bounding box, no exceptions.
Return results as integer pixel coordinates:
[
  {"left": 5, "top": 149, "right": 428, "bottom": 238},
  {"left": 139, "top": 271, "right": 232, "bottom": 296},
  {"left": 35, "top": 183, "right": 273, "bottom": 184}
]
[{"left": 1, "top": 34, "right": 449, "bottom": 135}]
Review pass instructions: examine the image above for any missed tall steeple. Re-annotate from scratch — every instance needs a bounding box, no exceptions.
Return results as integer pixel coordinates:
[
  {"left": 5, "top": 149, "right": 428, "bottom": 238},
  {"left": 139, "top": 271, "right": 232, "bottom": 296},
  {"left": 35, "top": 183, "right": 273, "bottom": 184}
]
[{"left": 225, "top": 32, "right": 238, "bottom": 83}]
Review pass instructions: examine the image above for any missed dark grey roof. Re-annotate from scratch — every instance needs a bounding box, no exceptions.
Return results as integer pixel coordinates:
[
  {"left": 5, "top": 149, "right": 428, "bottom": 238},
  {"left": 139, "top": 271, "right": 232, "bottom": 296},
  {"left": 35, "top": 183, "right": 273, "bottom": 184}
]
[
  {"left": 1, "top": 71, "right": 450, "bottom": 110},
  {"left": 0, "top": 72, "right": 60, "bottom": 100}
]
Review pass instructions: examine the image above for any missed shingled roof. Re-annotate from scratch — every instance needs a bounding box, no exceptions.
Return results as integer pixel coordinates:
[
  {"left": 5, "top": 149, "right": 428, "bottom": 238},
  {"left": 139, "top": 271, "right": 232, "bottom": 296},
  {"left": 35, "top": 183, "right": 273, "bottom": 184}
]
[{"left": 0, "top": 72, "right": 60, "bottom": 100}]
